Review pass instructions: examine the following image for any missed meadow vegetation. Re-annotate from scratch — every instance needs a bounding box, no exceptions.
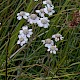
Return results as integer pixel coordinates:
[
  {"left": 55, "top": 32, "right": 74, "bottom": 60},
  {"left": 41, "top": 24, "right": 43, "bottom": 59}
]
[{"left": 0, "top": 0, "right": 80, "bottom": 80}]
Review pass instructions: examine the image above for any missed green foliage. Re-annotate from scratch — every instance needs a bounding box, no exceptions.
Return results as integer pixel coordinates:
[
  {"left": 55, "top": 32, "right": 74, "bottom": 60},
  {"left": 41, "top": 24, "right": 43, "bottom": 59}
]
[{"left": 0, "top": 0, "right": 80, "bottom": 80}]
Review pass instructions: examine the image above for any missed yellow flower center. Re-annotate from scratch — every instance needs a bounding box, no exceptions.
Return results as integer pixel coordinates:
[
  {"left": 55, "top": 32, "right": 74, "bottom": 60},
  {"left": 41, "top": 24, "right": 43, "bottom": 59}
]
[
  {"left": 45, "top": 39, "right": 51, "bottom": 44},
  {"left": 55, "top": 34, "right": 61, "bottom": 38},
  {"left": 41, "top": 19, "right": 48, "bottom": 24},
  {"left": 47, "top": 8, "right": 52, "bottom": 12},
  {"left": 30, "top": 14, "right": 37, "bottom": 20},
  {"left": 46, "top": 0, "right": 52, "bottom": 5},
  {"left": 20, "top": 11, "right": 25, "bottom": 16},
  {"left": 19, "top": 37, "right": 24, "bottom": 42},
  {"left": 40, "top": 9, "right": 44, "bottom": 13},
  {"left": 50, "top": 46, "right": 55, "bottom": 50},
  {"left": 23, "top": 29, "right": 29, "bottom": 34}
]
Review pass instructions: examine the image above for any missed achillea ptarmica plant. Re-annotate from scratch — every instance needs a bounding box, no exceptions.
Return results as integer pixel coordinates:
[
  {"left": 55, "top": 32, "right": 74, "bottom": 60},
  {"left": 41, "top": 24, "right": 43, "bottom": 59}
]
[
  {"left": 16, "top": 0, "right": 64, "bottom": 55},
  {"left": 42, "top": 33, "right": 64, "bottom": 54},
  {"left": 17, "top": 25, "right": 33, "bottom": 46}
]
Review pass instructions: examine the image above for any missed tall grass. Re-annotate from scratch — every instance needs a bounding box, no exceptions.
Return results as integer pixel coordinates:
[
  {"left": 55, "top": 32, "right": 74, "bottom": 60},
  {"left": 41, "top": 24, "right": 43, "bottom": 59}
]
[{"left": 0, "top": 0, "right": 80, "bottom": 80}]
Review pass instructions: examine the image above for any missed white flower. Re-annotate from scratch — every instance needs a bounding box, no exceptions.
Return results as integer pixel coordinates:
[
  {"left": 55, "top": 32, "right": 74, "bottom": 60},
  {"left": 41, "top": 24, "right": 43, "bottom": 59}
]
[
  {"left": 42, "top": 38, "right": 54, "bottom": 48},
  {"left": 36, "top": 9, "right": 45, "bottom": 17},
  {"left": 19, "top": 25, "right": 33, "bottom": 38},
  {"left": 37, "top": 17, "right": 49, "bottom": 28},
  {"left": 17, "top": 11, "right": 29, "bottom": 20},
  {"left": 47, "top": 45, "right": 58, "bottom": 54},
  {"left": 52, "top": 33, "right": 64, "bottom": 42},
  {"left": 43, "top": 0, "right": 53, "bottom": 7},
  {"left": 34, "top": 0, "right": 38, "bottom": 1},
  {"left": 43, "top": 0, "right": 52, "bottom": 5},
  {"left": 44, "top": 6, "right": 55, "bottom": 16},
  {"left": 17, "top": 34, "right": 28, "bottom": 46},
  {"left": 0, "top": 23, "right": 1, "bottom": 25},
  {"left": 28, "top": 14, "right": 39, "bottom": 24}
]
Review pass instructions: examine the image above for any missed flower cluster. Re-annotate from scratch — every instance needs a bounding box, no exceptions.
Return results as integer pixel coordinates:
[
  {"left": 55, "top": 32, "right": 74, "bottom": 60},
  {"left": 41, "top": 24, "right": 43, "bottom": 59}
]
[
  {"left": 17, "top": 0, "right": 55, "bottom": 46},
  {"left": 17, "top": 25, "right": 33, "bottom": 46},
  {"left": 42, "top": 33, "right": 64, "bottom": 54},
  {"left": 17, "top": 0, "right": 55, "bottom": 28},
  {"left": 36, "top": 0, "right": 55, "bottom": 17},
  {"left": 35, "top": 0, "right": 55, "bottom": 28}
]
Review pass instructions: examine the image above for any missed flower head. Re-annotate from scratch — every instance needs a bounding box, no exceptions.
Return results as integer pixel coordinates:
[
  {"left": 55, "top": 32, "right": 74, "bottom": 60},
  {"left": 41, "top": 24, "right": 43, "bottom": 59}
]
[
  {"left": 47, "top": 45, "right": 58, "bottom": 54},
  {"left": 44, "top": 6, "right": 55, "bottom": 16},
  {"left": 17, "top": 11, "right": 29, "bottom": 20},
  {"left": 43, "top": 0, "right": 52, "bottom": 5},
  {"left": 28, "top": 14, "right": 39, "bottom": 24},
  {"left": 37, "top": 17, "right": 49, "bottom": 28},
  {"left": 52, "top": 33, "right": 64, "bottom": 42},
  {"left": 42, "top": 38, "right": 54, "bottom": 48},
  {"left": 19, "top": 25, "right": 33, "bottom": 38},
  {"left": 34, "top": 0, "right": 38, "bottom": 1},
  {"left": 17, "top": 34, "right": 28, "bottom": 46},
  {"left": 43, "top": 0, "right": 53, "bottom": 7},
  {"left": 36, "top": 8, "right": 45, "bottom": 17}
]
